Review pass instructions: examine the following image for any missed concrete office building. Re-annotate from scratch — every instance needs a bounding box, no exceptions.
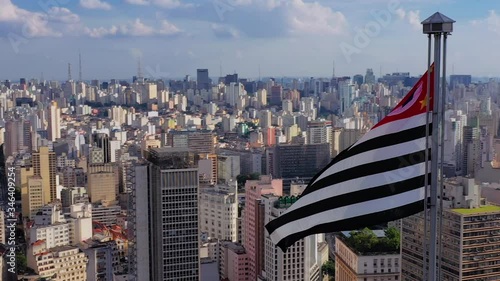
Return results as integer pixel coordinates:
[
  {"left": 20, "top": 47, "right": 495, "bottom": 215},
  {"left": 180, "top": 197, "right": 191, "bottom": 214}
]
[
  {"left": 146, "top": 147, "right": 200, "bottom": 281},
  {"left": 402, "top": 177, "right": 500, "bottom": 281}
]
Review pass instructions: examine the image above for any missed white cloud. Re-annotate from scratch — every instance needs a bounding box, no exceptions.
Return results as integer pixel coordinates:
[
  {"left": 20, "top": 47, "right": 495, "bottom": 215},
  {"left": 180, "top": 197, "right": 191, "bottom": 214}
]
[
  {"left": 0, "top": 0, "right": 62, "bottom": 37},
  {"left": 471, "top": 10, "right": 500, "bottom": 34},
  {"left": 211, "top": 23, "right": 239, "bottom": 38},
  {"left": 84, "top": 26, "right": 118, "bottom": 38},
  {"left": 124, "top": 0, "right": 149, "bottom": 5},
  {"left": 407, "top": 10, "right": 421, "bottom": 30},
  {"left": 48, "top": 7, "right": 80, "bottom": 24},
  {"left": 152, "top": 0, "right": 181, "bottom": 8},
  {"left": 159, "top": 19, "right": 181, "bottom": 35},
  {"left": 286, "top": 0, "right": 347, "bottom": 35},
  {"left": 207, "top": 0, "right": 347, "bottom": 36},
  {"left": 124, "top": 0, "right": 193, "bottom": 8},
  {"left": 84, "top": 18, "right": 181, "bottom": 38},
  {"left": 80, "top": 0, "right": 112, "bottom": 10},
  {"left": 121, "top": 18, "right": 155, "bottom": 36},
  {"left": 395, "top": 8, "right": 406, "bottom": 20},
  {"left": 392, "top": 8, "right": 421, "bottom": 30}
]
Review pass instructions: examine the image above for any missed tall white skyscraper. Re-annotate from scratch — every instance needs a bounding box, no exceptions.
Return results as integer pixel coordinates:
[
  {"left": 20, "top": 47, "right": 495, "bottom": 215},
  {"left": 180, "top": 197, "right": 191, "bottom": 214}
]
[
  {"left": 48, "top": 101, "right": 61, "bottom": 141},
  {"left": 226, "top": 82, "right": 245, "bottom": 107}
]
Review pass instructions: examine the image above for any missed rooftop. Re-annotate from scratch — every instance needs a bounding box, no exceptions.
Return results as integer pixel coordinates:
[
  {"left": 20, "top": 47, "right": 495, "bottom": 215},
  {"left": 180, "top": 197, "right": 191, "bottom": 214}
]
[{"left": 451, "top": 204, "right": 500, "bottom": 215}]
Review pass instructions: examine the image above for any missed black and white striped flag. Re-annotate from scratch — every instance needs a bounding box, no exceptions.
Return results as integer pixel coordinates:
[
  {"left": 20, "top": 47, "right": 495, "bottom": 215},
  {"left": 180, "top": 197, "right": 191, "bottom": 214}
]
[{"left": 266, "top": 65, "right": 435, "bottom": 251}]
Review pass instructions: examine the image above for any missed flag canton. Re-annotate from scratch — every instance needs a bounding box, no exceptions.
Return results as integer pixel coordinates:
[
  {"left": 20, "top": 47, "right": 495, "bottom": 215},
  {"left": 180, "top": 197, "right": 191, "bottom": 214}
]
[{"left": 373, "top": 66, "right": 434, "bottom": 129}]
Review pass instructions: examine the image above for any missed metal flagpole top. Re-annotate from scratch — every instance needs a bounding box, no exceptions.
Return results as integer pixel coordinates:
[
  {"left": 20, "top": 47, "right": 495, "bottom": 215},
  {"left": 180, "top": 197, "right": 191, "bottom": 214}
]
[{"left": 421, "top": 12, "right": 455, "bottom": 34}]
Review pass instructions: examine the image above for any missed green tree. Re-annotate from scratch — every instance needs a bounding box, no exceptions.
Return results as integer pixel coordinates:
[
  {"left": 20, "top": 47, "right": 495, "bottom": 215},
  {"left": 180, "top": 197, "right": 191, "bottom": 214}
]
[
  {"left": 236, "top": 173, "right": 261, "bottom": 187},
  {"left": 383, "top": 226, "right": 400, "bottom": 251},
  {"left": 347, "top": 228, "right": 378, "bottom": 252},
  {"left": 16, "top": 254, "right": 27, "bottom": 273},
  {"left": 236, "top": 174, "right": 248, "bottom": 187},
  {"left": 322, "top": 260, "right": 335, "bottom": 278},
  {"left": 249, "top": 173, "right": 261, "bottom": 180}
]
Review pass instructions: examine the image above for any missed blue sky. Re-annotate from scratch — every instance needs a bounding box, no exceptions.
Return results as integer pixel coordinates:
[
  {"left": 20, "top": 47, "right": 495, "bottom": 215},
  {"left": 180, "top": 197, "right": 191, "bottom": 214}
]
[{"left": 0, "top": 0, "right": 499, "bottom": 81}]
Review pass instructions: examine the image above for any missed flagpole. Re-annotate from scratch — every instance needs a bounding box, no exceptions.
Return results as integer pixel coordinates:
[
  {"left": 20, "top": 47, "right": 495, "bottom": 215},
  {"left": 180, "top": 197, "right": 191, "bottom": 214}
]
[
  {"left": 422, "top": 33, "right": 432, "bottom": 280},
  {"left": 437, "top": 33, "right": 448, "bottom": 281},
  {"left": 421, "top": 12, "right": 455, "bottom": 281},
  {"left": 428, "top": 31, "right": 441, "bottom": 281}
]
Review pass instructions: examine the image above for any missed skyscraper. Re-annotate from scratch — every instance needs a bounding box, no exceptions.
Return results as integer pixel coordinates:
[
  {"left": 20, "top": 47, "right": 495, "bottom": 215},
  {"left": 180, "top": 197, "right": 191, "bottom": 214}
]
[
  {"left": 270, "top": 85, "right": 283, "bottom": 106},
  {"left": 402, "top": 177, "right": 500, "bottom": 281},
  {"left": 197, "top": 69, "right": 210, "bottom": 90},
  {"left": 146, "top": 147, "right": 200, "bottom": 281},
  {"left": 21, "top": 146, "right": 57, "bottom": 218},
  {"left": 364, "top": 68, "right": 376, "bottom": 84},
  {"left": 4, "top": 119, "right": 21, "bottom": 157},
  {"left": 48, "top": 101, "right": 61, "bottom": 141},
  {"left": 270, "top": 143, "right": 330, "bottom": 191},
  {"left": 338, "top": 81, "right": 355, "bottom": 116},
  {"left": 244, "top": 176, "right": 283, "bottom": 281},
  {"left": 353, "top": 74, "right": 364, "bottom": 86},
  {"left": 92, "top": 133, "right": 111, "bottom": 163}
]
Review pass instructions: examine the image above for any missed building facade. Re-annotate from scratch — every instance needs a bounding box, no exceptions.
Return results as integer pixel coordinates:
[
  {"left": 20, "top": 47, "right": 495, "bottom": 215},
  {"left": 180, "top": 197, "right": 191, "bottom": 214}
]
[{"left": 147, "top": 147, "right": 200, "bottom": 281}]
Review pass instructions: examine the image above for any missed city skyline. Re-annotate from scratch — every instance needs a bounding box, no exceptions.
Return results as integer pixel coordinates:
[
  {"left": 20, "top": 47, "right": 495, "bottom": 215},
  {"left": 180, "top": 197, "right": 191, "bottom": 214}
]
[{"left": 1, "top": 0, "right": 500, "bottom": 80}]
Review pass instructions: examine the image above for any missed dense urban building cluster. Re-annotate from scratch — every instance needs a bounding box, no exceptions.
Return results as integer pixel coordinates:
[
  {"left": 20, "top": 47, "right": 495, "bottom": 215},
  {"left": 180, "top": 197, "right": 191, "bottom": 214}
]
[{"left": 0, "top": 67, "right": 499, "bottom": 281}]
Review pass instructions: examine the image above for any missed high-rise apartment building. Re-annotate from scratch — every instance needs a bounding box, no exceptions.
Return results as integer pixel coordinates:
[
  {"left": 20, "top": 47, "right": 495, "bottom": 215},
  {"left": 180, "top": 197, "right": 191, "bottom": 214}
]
[
  {"left": 307, "top": 120, "right": 333, "bottom": 146},
  {"left": 217, "top": 154, "right": 240, "bottom": 183},
  {"left": 128, "top": 163, "right": 150, "bottom": 281},
  {"left": 331, "top": 128, "right": 363, "bottom": 158},
  {"left": 200, "top": 182, "right": 239, "bottom": 242},
  {"left": 4, "top": 119, "right": 21, "bottom": 157},
  {"left": 226, "top": 82, "right": 245, "bottom": 107},
  {"left": 146, "top": 147, "right": 200, "bottom": 281},
  {"left": 244, "top": 176, "right": 283, "bottom": 281},
  {"left": 270, "top": 85, "right": 283, "bottom": 106},
  {"left": 48, "top": 101, "right": 61, "bottom": 141},
  {"left": 88, "top": 171, "right": 116, "bottom": 203},
  {"left": 462, "top": 125, "right": 480, "bottom": 176},
  {"left": 257, "top": 89, "right": 267, "bottom": 107},
  {"left": 402, "top": 177, "right": 500, "bottom": 281},
  {"left": 259, "top": 110, "right": 272, "bottom": 129},
  {"left": 83, "top": 240, "right": 119, "bottom": 281},
  {"left": 21, "top": 146, "right": 57, "bottom": 218},
  {"left": 219, "top": 241, "right": 250, "bottom": 280},
  {"left": 27, "top": 242, "right": 88, "bottom": 280},
  {"left": 262, "top": 194, "right": 327, "bottom": 281}
]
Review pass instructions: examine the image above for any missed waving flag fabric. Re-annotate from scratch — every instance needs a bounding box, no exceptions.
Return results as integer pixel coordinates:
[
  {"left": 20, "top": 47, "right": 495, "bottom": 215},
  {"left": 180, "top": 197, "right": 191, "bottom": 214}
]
[{"left": 266, "top": 65, "right": 435, "bottom": 251}]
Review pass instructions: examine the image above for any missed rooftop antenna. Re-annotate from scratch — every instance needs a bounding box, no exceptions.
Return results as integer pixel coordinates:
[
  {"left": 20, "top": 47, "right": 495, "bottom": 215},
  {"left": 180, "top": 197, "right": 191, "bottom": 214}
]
[
  {"left": 68, "top": 63, "right": 72, "bottom": 81},
  {"left": 259, "top": 64, "right": 261, "bottom": 81},
  {"left": 41, "top": 72, "right": 44, "bottom": 83},
  {"left": 219, "top": 60, "right": 222, "bottom": 78},
  {"left": 332, "top": 59, "right": 335, "bottom": 78},
  {"left": 379, "top": 65, "right": 382, "bottom": 78},
  {"left": 79, "top": 51, "right": 82, "bottom": 82}
]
